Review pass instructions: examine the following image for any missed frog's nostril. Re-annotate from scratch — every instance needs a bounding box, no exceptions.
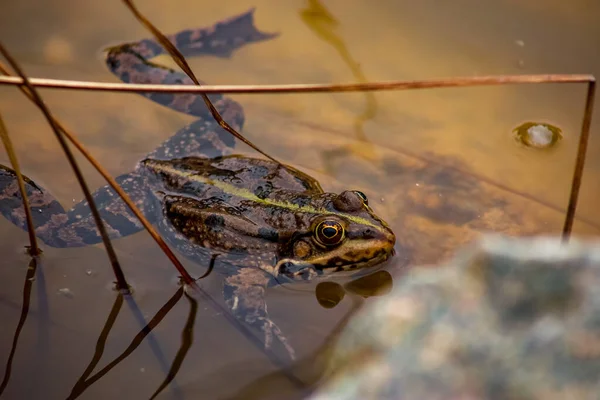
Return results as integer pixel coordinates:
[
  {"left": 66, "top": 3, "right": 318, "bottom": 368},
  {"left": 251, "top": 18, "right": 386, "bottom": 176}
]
[
  {"left": 278, "top": 261, "right": 292, "bottom": 275},
  {"left": 279, "top": 261, "right": 304, "bottom": 276}
]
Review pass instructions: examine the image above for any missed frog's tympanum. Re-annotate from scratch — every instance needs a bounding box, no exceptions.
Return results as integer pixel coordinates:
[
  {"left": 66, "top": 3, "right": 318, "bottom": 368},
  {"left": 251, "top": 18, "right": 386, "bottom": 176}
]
[{"left": 0, "top": 10, "right": 395, "bottom": 359}]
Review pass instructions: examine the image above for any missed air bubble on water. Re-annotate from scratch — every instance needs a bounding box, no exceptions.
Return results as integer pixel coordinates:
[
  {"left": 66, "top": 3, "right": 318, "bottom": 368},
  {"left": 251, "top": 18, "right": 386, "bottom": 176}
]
[
  {"left": 57, "top": 288, "right": 74, "bottom": 298},
  {"left": 513, "top": 122, "right": 562, "bottom": 149}
]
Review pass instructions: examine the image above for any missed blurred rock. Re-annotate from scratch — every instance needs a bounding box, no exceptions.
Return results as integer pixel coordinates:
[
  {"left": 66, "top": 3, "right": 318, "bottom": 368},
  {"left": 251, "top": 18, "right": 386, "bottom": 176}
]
[{"left": 310, "top": 235, "right": 600, "bottom": 400}]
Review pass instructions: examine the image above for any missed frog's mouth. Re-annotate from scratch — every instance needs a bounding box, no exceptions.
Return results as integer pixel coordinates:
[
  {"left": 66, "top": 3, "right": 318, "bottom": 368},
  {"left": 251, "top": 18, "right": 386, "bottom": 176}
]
[{"left": 275, "top": 244, "right": 395, "bottom": 282}]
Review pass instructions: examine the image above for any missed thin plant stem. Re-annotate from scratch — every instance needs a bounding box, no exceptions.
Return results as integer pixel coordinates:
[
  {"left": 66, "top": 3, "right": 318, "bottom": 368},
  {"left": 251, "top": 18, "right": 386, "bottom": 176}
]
[
  {"left": 0, "top": 112, "right": 40, "bottom": 255},
  {"left": 0, "top": 42, "right": 130, "bottom": 293},
  {"left": 121, "top": 0, "right": 282, "bottom": 165},
  {"left": 0, "top": 257, "right": 38, "bottom": 396},
  {"left": 0, "top": 73, "right": 594, "bottom": 94},
  {"left": 562, "top": 80, "right": 596, "bottom": 241},
  {"left": 149, "top": 292, "right": 197, "bottom": 400},
  {"left": 0, "top": 61, "right": 197, "bottom": 287}
]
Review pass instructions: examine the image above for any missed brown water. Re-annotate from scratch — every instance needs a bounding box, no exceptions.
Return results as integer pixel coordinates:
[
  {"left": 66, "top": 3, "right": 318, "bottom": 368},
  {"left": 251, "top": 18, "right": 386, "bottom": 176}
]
[{"left": 1, "top": 0, "right": 600, "bottom": 398}]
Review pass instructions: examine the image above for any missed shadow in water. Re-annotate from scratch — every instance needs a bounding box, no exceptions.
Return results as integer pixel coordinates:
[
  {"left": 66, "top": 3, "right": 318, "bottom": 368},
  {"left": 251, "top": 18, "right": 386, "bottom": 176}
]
[
  {"left": 149, "top": 292, "right": 197, "bottom": 400},
  {"left": 65, "top": 282, "right": 307, "bottom": 399},
  {"left": 177, "top": 270, "right": 394, "bottom": 399},
  {"left": 178, "top": 295, "right": 362, "bottom": 400},
  {"left": 315, "top": 270, "right": 394, "bottom": 309},
  {"left": 0, "top": 251, "right": 394, "bottom": 399},
  {"left": 0, "top": 256, "right": 39, "bottom": 396},
  {"left": 66, "top": 287, "right": 185, "bottom": 399},
  {"left": 300, "top": 0, "right": 379, "bottom": 175},
  {"left": 67, "top": 293, "right": 127, "bottom": 399}
]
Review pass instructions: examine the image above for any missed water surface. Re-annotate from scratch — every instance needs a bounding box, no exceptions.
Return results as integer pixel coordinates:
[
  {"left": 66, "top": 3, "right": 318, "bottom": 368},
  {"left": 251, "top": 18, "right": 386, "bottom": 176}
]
[{"left": 1, "top": 0, "right": 600, "bottom": 398}]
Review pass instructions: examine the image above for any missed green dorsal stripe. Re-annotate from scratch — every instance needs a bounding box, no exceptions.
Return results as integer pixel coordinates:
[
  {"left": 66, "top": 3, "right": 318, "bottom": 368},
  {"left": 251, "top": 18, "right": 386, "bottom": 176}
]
[{"left": 153, "top": 163, "right": 384, "bottom": 230}]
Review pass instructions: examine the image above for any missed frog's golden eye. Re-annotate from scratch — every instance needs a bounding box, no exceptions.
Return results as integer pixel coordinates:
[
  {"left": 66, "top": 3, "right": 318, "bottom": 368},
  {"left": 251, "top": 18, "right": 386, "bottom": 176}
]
[
  {"left": 315, "top": 220, "right": 345, "bottom": 246},
  {"left": 353, "top": 190, "right": 368, "bottom": 205}
]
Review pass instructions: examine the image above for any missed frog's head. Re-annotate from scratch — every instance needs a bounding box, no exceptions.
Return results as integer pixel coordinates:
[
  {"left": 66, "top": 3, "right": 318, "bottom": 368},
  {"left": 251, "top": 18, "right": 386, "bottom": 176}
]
[{"left": 275, "top": 190, "right": 396, "bottom": 282}]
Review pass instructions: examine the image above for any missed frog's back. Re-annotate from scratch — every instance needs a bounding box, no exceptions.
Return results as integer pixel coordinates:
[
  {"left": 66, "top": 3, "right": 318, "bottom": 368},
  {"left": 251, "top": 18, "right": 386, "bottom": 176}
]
[
  {"left": 140, "top": 155, "right": 324, "bottom": 199},
  {"left": 194, "top": 155, "right": 322, "bottom": 193}
]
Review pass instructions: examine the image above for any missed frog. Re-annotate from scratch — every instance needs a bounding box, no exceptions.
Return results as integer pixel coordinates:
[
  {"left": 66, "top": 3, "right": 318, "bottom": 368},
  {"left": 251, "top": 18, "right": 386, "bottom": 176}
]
[{"left": 0, "top": 9, "right": 396, "bottom": 360}]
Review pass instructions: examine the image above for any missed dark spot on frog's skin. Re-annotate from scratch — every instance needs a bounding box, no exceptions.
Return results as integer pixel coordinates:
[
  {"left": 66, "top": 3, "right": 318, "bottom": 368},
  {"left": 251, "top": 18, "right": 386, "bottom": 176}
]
[
  {"left": 248, "top": 165, "right": 269, "bottom": 179},
  {"left": 140, "top": 39, "right": 163, "bottom": 56},
  {"left": 150, "top": 93, "right": 175, "bottom": 106},
  {"left": 290, "top": 196, "right": 311, "bottom": 208},
  {"left": 254, "top": 183, "right": 273, "bottom": 199},
  {"left": 204, "top": 214, "right": 225, "bottom": 227},
  {"left": 107, "top": 57, "right": 120, "bottom": 71},
  {"left": 187, "top": 97, "right": 214, "bottom": 119},
  {"left": 132, "top": 63, "right": 147, "bottom": 73},
  {"left": 76, "top": 226, "right": 100, "bottom": 245},
  {"left": 345, "top": 251, "right": 360, "bottom": 259},
  {"left": 225, "top": 176, "right": 244, "bottom": 186},
  {"left": 174, "top": 30, "right": 193, "bottom": 48},
  {"left": 120, "top": 71, "right": 130, "bottom": 83},
  {"left": 258, "top": 227, "right": 279, "bottom": 242},
  {"left": 207, "top": 195, "right": 233, "bottom": 206},
  {"left": 346, "top": 228, "right": 376, "bottom": 240},
  {"left": 101, "top": 209, "right": 139, "bottom": 234},
  {"left": 30, "top": 206, "right": 55, "bottom": 227},
  {"left": 181, "top": 181, "right": 206, "bottom": 193},
  {"left": 189, "top": 136, "right": 219, "bottom": 156},
  {"left": 312, "top": 257, "right": 342, "bottom": 271},
  {"left": 215, "top": 123, "right": 237, "bottom": 148},
  {"left": 184, "top": 96, "right": 205, "bottom": 112}
]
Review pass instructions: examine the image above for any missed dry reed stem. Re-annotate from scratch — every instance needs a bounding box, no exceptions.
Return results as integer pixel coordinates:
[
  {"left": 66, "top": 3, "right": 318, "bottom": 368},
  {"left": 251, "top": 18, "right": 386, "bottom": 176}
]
[
  {"left": 121, "top": 0, "right": 282, "bottom": 166},
  {"left": 0, "top": 59, "right": 290, "bottom": 373},
  {"left": 0, "top": 113, "right": 40, "bottom": 255},
  {"left": 563, "top": 80, "right": 596, "bottom": 240},
  {"left": 0, "top": 74, "right": 593, "bottom": 94},
  {"left": 0, "top": 42, "right": 131, "bottom": 293},
  {"left": 0, "top": 62, "right": 198, "bottom": 288},
  {"left": 0, "top": 71, "right": 595, "bottom": 240}
]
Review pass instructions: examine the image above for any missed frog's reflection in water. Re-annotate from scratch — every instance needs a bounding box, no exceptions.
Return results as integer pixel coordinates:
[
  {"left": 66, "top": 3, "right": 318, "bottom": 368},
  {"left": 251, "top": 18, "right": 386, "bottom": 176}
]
[
  {"left": 24, "top": 265, "right": 393, "bottom": 399},
  {"left": 315, "top": 270, "right": 394, "bottom": 309}
]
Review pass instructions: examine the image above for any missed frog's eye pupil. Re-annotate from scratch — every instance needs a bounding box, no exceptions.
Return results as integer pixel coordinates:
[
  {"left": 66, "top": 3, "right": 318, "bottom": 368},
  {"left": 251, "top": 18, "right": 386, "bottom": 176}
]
[
  {"left": 315, "top": 221, "right": 345, "bottom": 246},
  {"left": 322, "top": 227, "right": 337, "bottom": 238},
  {"left": 354, "top": 190, "right": 368, "bottom": 205}
]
